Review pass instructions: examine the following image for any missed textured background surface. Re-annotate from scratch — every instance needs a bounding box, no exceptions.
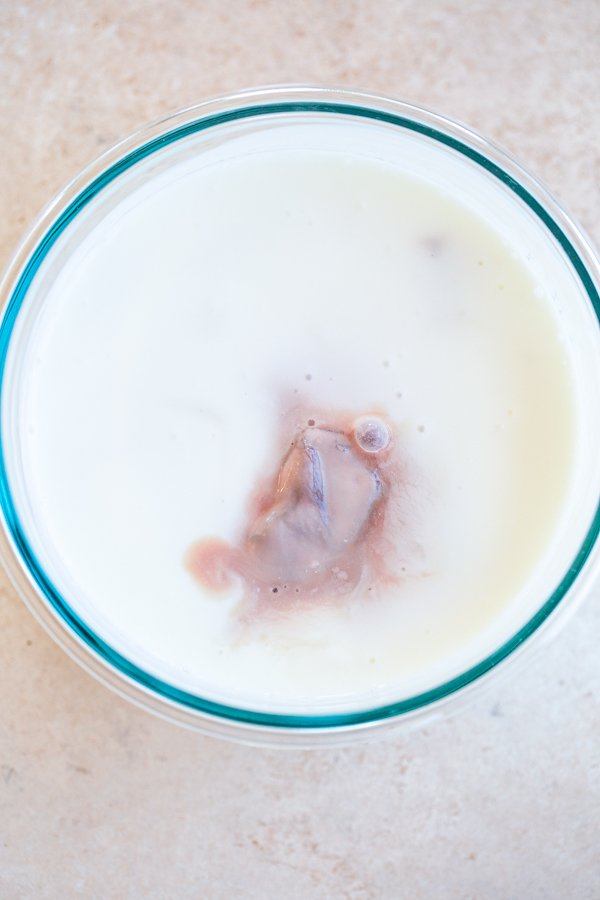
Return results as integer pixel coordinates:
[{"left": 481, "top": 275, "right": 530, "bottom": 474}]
[{"left": 1, "top": 2, "right": 600, "bottom": 897}]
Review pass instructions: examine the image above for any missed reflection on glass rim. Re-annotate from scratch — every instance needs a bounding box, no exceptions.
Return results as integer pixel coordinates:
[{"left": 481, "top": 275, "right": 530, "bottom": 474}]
[{"left": 1, "top": 94, "right": 599, "bottom": 730}]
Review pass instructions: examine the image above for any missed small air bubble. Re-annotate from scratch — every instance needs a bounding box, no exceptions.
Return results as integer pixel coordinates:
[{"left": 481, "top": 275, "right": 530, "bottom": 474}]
[
  {"left": 305, "top": 373, "right": 312, "bottom": 381},
  {"left": 354, "top": 416, "right": 390, "bottom": 453},
  {"left": 383, "top": 360, "right": 390, "bottom": 368},
  {"left": 396, "top": 392, "right": 402, "bottom": 399},
  {"left": 417, "top": 425, "right": 425, "bottom": 433}
]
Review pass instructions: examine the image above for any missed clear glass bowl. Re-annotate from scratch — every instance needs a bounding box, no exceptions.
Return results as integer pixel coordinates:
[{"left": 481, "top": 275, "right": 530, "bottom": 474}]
[{"left": 1, "top": 86, "right": 600, "bottom": 748}]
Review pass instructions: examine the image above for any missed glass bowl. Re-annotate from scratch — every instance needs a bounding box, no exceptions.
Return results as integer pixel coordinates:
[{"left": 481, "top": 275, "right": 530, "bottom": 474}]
[{"left": 1, "top": 86, "right": 600, "bottom": 748}]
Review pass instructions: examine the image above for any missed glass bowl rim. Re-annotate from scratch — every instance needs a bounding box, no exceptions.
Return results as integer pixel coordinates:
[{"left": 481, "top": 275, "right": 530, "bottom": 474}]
[{"left": 1, "top": 85, "right": 599, "bottom": 739}]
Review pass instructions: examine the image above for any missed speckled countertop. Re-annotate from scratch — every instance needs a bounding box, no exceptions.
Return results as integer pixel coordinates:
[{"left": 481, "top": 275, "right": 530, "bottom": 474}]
[{"left": 1, "top": 2, "right": 600, "bottom": 898}]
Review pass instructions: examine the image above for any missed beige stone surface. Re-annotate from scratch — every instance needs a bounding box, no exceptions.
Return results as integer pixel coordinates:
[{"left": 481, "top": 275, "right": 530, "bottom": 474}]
[{"left": 1, "top": 1, "right": 600, "bottom": 897}]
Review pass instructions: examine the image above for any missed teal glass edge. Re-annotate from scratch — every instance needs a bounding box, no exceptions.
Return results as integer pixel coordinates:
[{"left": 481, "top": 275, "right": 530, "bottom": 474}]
[{"left": 1, "top": 100, "right": 599, "bottom": 730}]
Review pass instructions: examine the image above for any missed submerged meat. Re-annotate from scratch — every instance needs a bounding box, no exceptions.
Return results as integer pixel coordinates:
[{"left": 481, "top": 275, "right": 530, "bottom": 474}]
[{"left": 187, "top": 409, "right": 402, "bottom": 608}]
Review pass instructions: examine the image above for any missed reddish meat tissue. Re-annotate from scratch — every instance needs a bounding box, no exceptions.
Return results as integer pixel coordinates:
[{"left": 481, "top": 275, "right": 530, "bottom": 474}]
[{"left": 187, "top": 406, "right": 408, "bottom": 613}]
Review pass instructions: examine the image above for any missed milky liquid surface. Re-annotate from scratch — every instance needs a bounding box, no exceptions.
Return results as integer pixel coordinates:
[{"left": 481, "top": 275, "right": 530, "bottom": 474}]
[{"left": 11, "top": 152, "right": 577, "bottom": 712}]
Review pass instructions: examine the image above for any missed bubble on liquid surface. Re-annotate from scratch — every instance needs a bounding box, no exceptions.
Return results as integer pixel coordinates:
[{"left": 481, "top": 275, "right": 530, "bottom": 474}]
[{"left": 353, "top": 416, "right": 391, "bottom": 454}]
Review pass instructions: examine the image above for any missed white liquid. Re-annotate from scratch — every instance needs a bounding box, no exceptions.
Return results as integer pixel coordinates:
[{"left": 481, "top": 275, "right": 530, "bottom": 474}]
[{"left": 4, "top": 138, "right": 594, "bottom": 714}]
